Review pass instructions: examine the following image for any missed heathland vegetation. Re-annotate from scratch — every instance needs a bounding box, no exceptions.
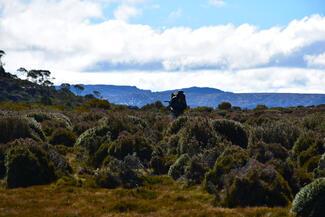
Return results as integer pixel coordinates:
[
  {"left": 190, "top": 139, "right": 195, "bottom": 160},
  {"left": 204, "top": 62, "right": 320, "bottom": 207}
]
[{"left": 0, "top": 54, "right": 324, "bottom": 217}]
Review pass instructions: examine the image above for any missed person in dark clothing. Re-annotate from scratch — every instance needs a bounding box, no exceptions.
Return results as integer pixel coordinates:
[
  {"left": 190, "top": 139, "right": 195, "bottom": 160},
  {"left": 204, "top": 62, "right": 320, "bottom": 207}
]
[{"left": 168, "top": 91, "right": 187, "bottom": 117}]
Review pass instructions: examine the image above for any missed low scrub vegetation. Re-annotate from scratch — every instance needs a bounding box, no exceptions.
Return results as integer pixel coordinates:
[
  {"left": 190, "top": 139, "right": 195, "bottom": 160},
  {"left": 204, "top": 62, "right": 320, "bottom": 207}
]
[{"left": 0, "top": 100, "right": 324, "bottom": 216}]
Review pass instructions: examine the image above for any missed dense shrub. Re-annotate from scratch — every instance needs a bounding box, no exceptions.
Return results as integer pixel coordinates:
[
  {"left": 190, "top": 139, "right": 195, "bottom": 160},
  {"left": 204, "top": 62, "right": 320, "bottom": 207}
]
[
  {"left": 49, "top": 128, "right": 76, "bottom": 147},
  {"left": 27, "top": 112, "right": 72, "bottom": 128},
  {"left": 93, "top": 143, "right": 110, "bottom": 167},
  {"left": 192, "top": 106, "right": 214, "bottom": 113},
  {"left": 95, "top": 168, "right": 121, "bottom": 189},
  {"left": 166, "top": 116, "right": 189, "bottom": 135},
  {"left": 292, "top": 133, "right": 324, "bottom": 169},
  {"left": 255, "top": 104, "right": 268, "bottom": 110},
  {"left": 149, "top": 155, "right": 174, "bottom": 175},
  {"left": 197, "top": 146, "right": 223, "bottom": 169},
  {"left": 177, "top": 117, "right": 218, "bottom": 155},
  {"left": 141, "top": 101, "right": 167, "bottom": 112},
  {"left": 218, "top": 102, "right": 232, "bottom": 110},
  {"left": 303, "top": 113, "right": 325, "bottom": 133},
  {"left": 248, "top": 141, "right": 289, "bottom": 163},
  {"left": 293, "top": 132, "right": 318, "bottom": 158},
  {"left": 291, "top": 178, "right": 325, "bottom": 217},
  {"left": 75, "top": 123, "right": 112, "bottom": 156},
  {"left": 27, "top": 112, "right": 72, "bottom": 136},
  {"left": 204, "top": 146, "right": 249, "bottom": 193},
  {"left": 184, "top": 157, "right": 206, "bottom": 185},
  {"left": 95, "top": 158, "right": 143, "bottom": 189},
  {"left": 212, "top": 119, "right": 248, "bottom": 148},
  {"left": 254, "top": 120, "right": 300, "bottom": 149},
  {"left": 73, "top": 121, "right": 94, "bottom": 136},
  {"left": 108, "top": 132, "right": 153, "bottom": 162},
  {"left": 0, "top": 145, "right": 7, "bottom": 178},
  {"left": 222, "top": 160, "right": 292, "bottom": 207},
  {"left": 42, "top": 144, "right": 72, "bottom": 177},
  {"left": 315, "top": 154, "right": 325, "bottom": 178},
  {"left": 291, "top": 167, "right": 314, "bottom": 193},
  {"left": 0, "top": 116, "right": 45, "bottom": 144},
  {"left": 5, "top": 140, "right": 56, "bottom": 188},
  {"left": 267, "top": 159, "right": 295, "bottom": 189},
  {"left": 168, "top": 154, "right": 191, "bottom": 180},
  {"left": 83, "top": 99, "right": 111, "bottom": 110}
]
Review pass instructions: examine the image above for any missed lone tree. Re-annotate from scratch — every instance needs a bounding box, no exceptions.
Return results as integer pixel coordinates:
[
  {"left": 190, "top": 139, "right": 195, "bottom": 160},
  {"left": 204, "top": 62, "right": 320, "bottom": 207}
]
[
  {"left": 0, "top": 50, "right": 5, "bottom": 66},
  {"left": 60, "top": 83, "right": 71, "bottom": 92},
  {"left": 93, "top": 90, "right": 102, "bottom": 99},
  {"left": 218, "top": 101, "right": 232, "bottom": 110},
  {"left": 167, "top": 91, "right": 187, "bottom": 117},
  {"left": 74, "top": 84, "right": 85, "bottom": 95},
  {"left": 0, "top": 50, "right": 6, "bottom": 75}
]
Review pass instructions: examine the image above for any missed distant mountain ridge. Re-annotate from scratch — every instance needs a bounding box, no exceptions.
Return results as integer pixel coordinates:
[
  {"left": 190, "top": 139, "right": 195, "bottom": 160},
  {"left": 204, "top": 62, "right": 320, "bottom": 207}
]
[{"left": 71, "top": 85, "right": 325, "bottom": 109}]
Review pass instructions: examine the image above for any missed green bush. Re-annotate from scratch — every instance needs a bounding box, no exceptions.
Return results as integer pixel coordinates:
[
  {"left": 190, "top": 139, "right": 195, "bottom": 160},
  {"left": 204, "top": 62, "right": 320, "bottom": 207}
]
[
  {"left": 168, "top": 154, "right": 191, "bottom": 180},
  {"left": 27, "top": 112, "right": 72, "bottom": 136},
  {"left": 303, "top": 113, "right": 325, "bottom": 134},
  {"left": 108, "top": 132, "right": 153, "bottom": 162},
  {"left": 0, "top": 145, "right": 7, "bottom": 178},
  {"left": 93, "top": 143, "right": 110, "bottom": 167},
  {"left": 5, "top": 141, "right": 56, "bottom": 188},
  {"left": 192, "top": 107, "right": 214, "bottom": 113},
  {"left": 204, "top": 146, "right": 249, "bottom": 193},
  {"left": 291, "top": 167, "right": 314, "bottom": 193},
  {"left": 218, "top": 102, "right": 232, "bottom": 110},
  {"left": 212, "top": 119, "right": 248, "bottom": 148},
  {"left": 315, "top": 154, "right": 325, "bottom": 178},
  {"left": 49, "top": 128, "right": 76, "bottom": 147},
  {"left": 149, "top": 155, "right": 173, "bottom": 175},
  {"left": 76, "top": 115, "right": 147, "bottom": 161},
  {"left": 75, "top": 122, "right": 112, "bottom": 156},
  {"left": 199, "top": 146, "right": 224, "bottom": 169},
  {"left": 299, "top": 147, "right": 323, "bottom": 170},
  {"left": 184, "top": 157, "right": 206, "bottom": 185},
  {"left": 292, "top": 133, "right": 324, "bottom": 168},
  {"left": 42, "top": 144, "right": 72, "bottom": 177},
  {"left": 95, "top": 158, "right": 143, "bottom": 189},
  {"left": 83, "top": 99, "right": 111, "bottom": 110},
  {"left": 291, "top": 178, "right": 325, "bottom": 217},
  {"left": 254, "top": 120, "right": 300, "bottom": 149},
  {"left": 293, "top": 132, "right": 320, "bottom": 157},
  {"left": 27, "top": 112, "right": 72, "bottom": 128},
  {"left": 166, "top": 116, "right": 189, "bottom": 135},
  {"left": 222, "top": 160, "right": 292, "bottom": 208},
  {"left": 95, "top": 168, "right": 121, "bottom": 189},
  {"left": 177, "top": 117, "right": 218, "bottom": 155},
  {"left": 255, "top": 104, "right": 268, "bottom": 110},
  {"left": 0, "top": 116, "right": 45, "bottom": 144},
  {"left": 248, "top": 141, "right": 289, "bottom": 163},
  {"left": 267, "top": 159, "right": 295, "bottom": 188}
]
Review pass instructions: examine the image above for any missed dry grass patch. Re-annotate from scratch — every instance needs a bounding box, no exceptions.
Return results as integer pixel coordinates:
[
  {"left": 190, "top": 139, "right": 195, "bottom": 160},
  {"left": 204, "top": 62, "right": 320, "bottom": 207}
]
[{"left": 0, "top": 176, "right": 291, "bottom": 217}]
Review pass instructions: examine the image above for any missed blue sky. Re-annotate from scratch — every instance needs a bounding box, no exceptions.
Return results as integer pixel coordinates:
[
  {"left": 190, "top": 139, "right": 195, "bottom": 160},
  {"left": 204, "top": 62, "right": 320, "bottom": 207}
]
[
  {"left": 0, "top": 0, "right": 325, "bottom": 93},
  {"left": 104, "top": 0, "right": 325, "bottom": 28}
]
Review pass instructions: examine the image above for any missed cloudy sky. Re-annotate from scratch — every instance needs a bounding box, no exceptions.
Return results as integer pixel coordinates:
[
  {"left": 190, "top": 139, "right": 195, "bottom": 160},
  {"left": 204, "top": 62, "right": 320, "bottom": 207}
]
[{"left": 0, "top": 0, "right": 325, "bottom": 92}]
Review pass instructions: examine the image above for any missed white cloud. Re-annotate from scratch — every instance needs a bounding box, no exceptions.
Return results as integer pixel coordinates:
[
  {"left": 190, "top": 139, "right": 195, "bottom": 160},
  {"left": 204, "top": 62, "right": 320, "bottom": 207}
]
[
  {"left": 108, "top": 0, "right": 146, "bottom": 21},
  {"left": 304, "top": 53, "right": 325, "bottom": 68},
  {"left": 114, "top": 4, "right": 141, "bottom": 21},
  {"left": 209, "top": 0, "right": 225, "bottom": 7},
  {"left": 1, "top": 0, "right": 325, "bottom": 92}
]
